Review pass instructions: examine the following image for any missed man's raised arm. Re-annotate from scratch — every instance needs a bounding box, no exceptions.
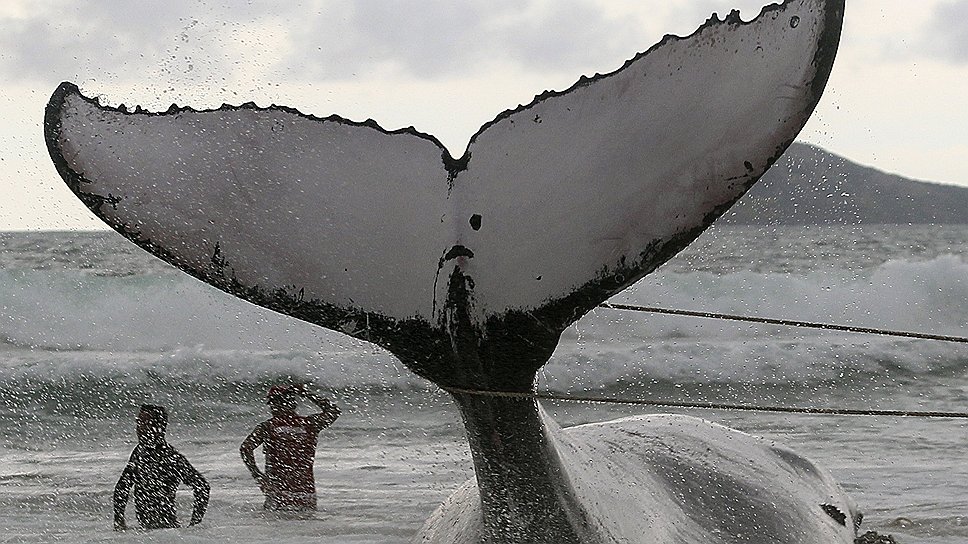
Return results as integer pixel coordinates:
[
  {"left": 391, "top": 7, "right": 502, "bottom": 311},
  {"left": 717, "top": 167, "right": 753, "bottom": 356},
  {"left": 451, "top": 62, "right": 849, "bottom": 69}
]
[{"left": 299, "top": 385, "right": 340, "bottom": 429}]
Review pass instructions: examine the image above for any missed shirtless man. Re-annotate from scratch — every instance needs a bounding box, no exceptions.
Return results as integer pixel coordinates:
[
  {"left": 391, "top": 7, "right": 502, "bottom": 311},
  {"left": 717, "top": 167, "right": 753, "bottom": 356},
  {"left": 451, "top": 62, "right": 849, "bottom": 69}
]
[
  {"left": 113, "top": 404, "right": 210, "bottom": 530},
  {"left": 240, "top": 384, "right": 340, "bottom": 511}
]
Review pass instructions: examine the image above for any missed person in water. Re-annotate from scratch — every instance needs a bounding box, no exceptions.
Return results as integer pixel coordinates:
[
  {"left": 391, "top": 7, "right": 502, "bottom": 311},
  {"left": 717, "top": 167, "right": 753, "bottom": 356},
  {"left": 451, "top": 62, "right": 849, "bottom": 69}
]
[
  {"left": 113, "top": 404, "right": 210, "bottom": 531},
  {"left": 240, "top": 384, "right": 340, "bottom": 511}
]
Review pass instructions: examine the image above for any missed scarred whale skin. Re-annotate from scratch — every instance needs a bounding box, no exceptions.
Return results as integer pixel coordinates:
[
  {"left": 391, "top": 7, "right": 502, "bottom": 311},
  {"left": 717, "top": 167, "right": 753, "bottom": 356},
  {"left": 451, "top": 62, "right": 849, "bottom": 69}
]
[{"left": 44, "top": 0, "right": 848, "bottom": 542}]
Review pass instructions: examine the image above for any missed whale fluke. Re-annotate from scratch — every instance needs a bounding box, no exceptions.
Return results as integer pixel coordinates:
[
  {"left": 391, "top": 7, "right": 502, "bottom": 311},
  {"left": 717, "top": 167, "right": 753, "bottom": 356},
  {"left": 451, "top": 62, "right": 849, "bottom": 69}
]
[
  {"left": 44, "top": 0, "right": 849, "bottom": 542},
  {"left": 46, "top": 0, "right": 841, "bottom": 392}
]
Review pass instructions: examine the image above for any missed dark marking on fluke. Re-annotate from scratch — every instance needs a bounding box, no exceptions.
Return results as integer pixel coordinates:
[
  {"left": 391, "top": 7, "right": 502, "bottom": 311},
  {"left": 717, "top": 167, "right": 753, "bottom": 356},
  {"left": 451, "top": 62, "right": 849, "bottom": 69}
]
[
  {"left": 443, "top": 245, "right": 474, "bottom": 261},
  {"left": 821, "top": 503, "right": 847, "bottom": 526},
  {"left": 469, "top": 214, "right": 482, "bottom": 231},
  {"left": 854, "top": 531, "right": 899, "bottom": 544},
  {"left": 211, "top": 242, "right": 227, "bottom": 272},
  {"left": 443, "top": 151, "right": 469, "bottom": 189}
]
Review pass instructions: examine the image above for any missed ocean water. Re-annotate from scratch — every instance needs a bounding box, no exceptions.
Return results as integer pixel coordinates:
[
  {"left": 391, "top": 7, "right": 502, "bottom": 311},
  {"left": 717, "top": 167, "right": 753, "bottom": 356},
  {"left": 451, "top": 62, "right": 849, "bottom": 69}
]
[{"left": 0, "top": 224, "right": 966, "bottom": 543}]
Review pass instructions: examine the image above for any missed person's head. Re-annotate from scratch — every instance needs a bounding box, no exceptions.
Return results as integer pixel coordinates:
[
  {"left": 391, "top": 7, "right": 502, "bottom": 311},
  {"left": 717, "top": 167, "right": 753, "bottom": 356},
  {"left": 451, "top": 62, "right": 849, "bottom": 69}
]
[
  {"left": 136, "top": 404, "right": 168, "bottom": 446},
  {"left": 266, "top": 385, "right": 297, "bottom": 415}
]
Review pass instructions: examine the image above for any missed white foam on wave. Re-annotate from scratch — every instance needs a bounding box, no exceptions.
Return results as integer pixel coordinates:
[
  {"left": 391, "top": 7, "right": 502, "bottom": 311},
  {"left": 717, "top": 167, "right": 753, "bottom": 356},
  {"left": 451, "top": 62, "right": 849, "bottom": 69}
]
[
  {"left": 620, "top": 253, "right": 968, "bottom": 336},
  {"left": 550, "top": 253, "right": 968, "bottom": 387},
  {"left": 0, "top": 344, "right": 421, "bottom": 391},
  {"left": 1, "top": 255, "right": 964, "bottom": 389}
]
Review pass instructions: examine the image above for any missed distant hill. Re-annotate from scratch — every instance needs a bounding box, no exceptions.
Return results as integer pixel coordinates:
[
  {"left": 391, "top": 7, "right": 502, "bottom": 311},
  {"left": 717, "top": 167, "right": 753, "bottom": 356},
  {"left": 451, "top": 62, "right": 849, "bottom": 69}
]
[{"left": 723, "top": 143, "right": 968, "bottom": 224}]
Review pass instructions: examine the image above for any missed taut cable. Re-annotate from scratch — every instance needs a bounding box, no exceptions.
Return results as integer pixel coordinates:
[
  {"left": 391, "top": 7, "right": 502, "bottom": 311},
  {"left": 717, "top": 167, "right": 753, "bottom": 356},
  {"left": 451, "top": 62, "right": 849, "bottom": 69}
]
[
  {"left": 444, "top": 386, "right": 968, "bottom": 419},
  {"left": 598, "top": 303, "right": 968, "bottom": 344},
  {"left": 442, "top": 304, "right": 968, "bottom": 418}
]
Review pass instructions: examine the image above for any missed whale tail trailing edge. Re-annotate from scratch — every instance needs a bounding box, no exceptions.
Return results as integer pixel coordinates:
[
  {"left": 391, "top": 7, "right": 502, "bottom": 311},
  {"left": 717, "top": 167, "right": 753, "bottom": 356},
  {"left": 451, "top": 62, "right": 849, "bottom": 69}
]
[{"left": 45, "top": 0, "right": 844, "bottom": 388}]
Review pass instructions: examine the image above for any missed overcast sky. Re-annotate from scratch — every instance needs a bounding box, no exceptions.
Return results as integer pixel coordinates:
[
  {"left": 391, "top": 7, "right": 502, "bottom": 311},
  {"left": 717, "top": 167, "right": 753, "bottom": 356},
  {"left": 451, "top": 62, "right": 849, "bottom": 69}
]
[{"left": 2, "top": 0, "right": 967, "bottom": 230}]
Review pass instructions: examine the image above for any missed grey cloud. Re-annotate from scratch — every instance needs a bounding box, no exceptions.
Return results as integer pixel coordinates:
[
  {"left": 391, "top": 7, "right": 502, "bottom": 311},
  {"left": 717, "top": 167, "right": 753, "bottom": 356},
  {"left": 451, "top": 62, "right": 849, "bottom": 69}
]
[
  {"left": 294, "top": 0, "right": 501, "bottom": 78},
  {"left": 0, "top": 0, "right": 648, "bottom": 86},
  {"left": 924, "top": 0, "right": 968, "bottom": 63},
  {"left": 498, "top": 2, "right": 641, "bottom": 72},
  {"left": 0, "top": 14, "right": 145, "bottom": 82},
  {"left": 678, "top": 1, "right": 777, "bottom": 28},
  {"left": 283, "top": 0, "right": 646, "bottom": 81},
  {"left": 0, "top": 0, "right": 300, "bottom": 84}
]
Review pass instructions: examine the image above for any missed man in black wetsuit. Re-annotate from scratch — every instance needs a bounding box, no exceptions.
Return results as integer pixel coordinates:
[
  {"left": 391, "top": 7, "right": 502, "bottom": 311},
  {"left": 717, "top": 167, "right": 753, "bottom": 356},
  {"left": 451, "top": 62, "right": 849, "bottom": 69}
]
[{"left": 113, "top": 404, "right": 210, "bottom": 531}]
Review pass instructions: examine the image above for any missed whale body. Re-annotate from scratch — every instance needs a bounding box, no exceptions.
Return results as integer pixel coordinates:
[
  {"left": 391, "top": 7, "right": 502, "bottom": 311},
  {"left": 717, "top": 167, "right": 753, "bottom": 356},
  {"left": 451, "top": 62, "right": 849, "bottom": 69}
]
[
  {"left": 417, "top": 410, "right": 858, "bottom": 544},
  {"left": 44, "top": 0, "right": 849, "bottom": 541}
]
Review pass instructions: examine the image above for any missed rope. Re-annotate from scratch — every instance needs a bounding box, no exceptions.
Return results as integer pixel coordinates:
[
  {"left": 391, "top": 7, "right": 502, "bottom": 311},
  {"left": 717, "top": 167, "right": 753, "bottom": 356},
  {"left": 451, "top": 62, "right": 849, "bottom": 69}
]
[
  {"left": 443, "top": 304, "right": 968, "bottom": 418},
  {"left": 598, "top": 303, "right": 968, "bottom": 344},
  {"left": 444, "top": 386, "right": 968, "bottom": 419}
]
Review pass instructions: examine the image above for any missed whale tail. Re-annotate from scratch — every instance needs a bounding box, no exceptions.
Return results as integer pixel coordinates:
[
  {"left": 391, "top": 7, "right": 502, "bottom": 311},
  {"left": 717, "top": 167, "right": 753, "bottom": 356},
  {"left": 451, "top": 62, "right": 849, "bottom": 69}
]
[{"left": 45, "top": 0, "right": 844, "bottom": 390}]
